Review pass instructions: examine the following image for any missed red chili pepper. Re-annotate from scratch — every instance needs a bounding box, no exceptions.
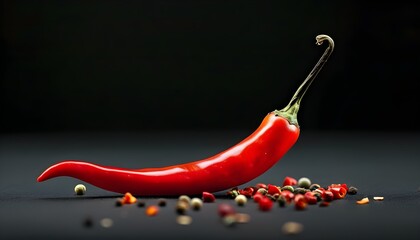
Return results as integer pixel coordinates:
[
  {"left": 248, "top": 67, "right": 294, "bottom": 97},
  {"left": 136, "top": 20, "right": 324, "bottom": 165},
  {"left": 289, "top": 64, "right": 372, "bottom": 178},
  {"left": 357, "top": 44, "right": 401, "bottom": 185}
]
[{"left": 36, "top": 35, "right": 334, "bottom": 196}]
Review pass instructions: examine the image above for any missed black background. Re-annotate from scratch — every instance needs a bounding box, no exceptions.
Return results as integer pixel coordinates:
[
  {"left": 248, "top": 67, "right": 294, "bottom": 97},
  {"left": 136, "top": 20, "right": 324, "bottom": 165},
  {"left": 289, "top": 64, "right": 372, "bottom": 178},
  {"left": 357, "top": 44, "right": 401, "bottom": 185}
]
[
  {"left": 1, "top": 2, "right": 420, "bottom": 239},
  {"left": 2, "top": 0, "right": 420, "bottom": 133}
]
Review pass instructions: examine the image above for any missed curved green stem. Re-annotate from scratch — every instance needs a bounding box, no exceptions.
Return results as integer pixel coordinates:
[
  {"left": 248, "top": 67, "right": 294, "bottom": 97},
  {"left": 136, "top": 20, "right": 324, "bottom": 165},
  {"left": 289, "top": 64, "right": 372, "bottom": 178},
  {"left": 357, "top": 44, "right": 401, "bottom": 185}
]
[{"left": 275, "top": 34, "right": 335, "bottom": 126}]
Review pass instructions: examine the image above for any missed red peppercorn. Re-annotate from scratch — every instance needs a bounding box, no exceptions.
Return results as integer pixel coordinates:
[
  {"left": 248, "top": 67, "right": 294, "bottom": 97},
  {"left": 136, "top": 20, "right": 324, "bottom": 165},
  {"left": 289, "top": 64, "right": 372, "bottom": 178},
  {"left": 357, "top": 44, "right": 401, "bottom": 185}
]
[
  {"left": 294, "top": 194, "right": 308, "bottom": 210},
  {"left": 218, "top": 203, "right": 235, "bottom": 217},
  {"left": 267, "top": 184, "right": 281, "bottom": 195},
  {"left": 239, "top": 187, "right": 255, "bottom": 197},
  {"left": 202, "top": 191, "right": 216, "bottom": 202},
  {"left": 258, "top": 197, "right": 273, "bottom": 211},
  {"left": 282, "top": 176, "right": 297, "bottom": 186},
  {"left": 255, "top": 183, "right": 267, "bottom": 189},
  {"left": 280, "top": 190, "right": 295, "bottom": 203},
  {"left": 304, "top": 192, "right": 317, "bottom": 204},
  {"left": 322, "top": 190, "right": 334, "bottom": 202},
  {"left": 253, "top": 192, "right": 264, "bottom": 203}
]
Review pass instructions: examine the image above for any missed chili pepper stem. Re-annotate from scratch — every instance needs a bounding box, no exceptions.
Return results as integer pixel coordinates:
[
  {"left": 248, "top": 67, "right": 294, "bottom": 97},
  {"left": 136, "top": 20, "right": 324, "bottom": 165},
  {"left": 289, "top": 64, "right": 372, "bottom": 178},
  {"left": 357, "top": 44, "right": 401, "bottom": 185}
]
[{"left": 275, "top": 35, "right": 334, "bottom": 126}]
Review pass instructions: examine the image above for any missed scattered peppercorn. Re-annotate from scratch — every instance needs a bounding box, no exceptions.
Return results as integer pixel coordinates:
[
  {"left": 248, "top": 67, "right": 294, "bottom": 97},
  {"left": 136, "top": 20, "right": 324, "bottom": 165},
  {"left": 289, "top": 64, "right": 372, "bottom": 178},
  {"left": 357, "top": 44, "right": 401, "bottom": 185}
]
[
  {"left": 253, "top": 192, "right": 264, "bottom": 203},
  {"left": 235, "top": 194, "right": 247, "bottom": 206},
  {"left": 239, "top": 187, "right": 255, "bottom": 197},
  {"left": 158, "top": 198, "right": 167, "bottom": 207},
  {"left": 258, "top": 197, "right": 273, "bottom": 211},
  {"left": 202, "top": 192, "right": 216, "bottom": 203},
  {"left": 176, "top": 201, "right": 189, "bottom": 215},
  {"left": 234, "top": 213, "right": 251, "bottom": 223},
  {"left": 83, "top": 216, "right": 93, "bottom": 228},
  {"left": 190, "top": 198, "right": 203, "bottom": 210},
  {"left": 257, "top": 188, "right": 268, "bottom": 195},
  {"left": 255, "top": 183, "right": 267, "bottom": 189},
  {"left": 322, "top": 190, "right": 334, "bottom": 202},
  {"left": 137, "top": 200, "right": 146, "bottom": 207},
  {"left": 100, "top": 218, "right": 113, "bottom": 228},
  {"left": 297, "top": 177, "right": 311, "bottom": 189},
  {"left": 294, "top": 187, "right": 308, "bottom": 194},
  {"left": 227, "top": 188, "right": 240, "bottom": 198},
  {"left": 277, "top": 195, "right": 287, "bottom": 207},
  {"left": 294, "top": 194, "right": 308, "bottom": 210},
  {"left": 281, "top": 185, "right": 294, "bottom": 193},
  {"left": 74, "top": 184, "right": 86, "bottom": 195},
  {"left": 178, "top": 195, "right": 191, "bottom": 204},
  {"left": 348, "top": 186, "right": 358, "bottom": 195},
  {"left": 283, "top": 176, "right": 298, "bottom": 186},
  {"left": 218, "top": 203, "right": 235, "bottom": 217},
  {"left": 222, "top": 214, "right": 237, "bottom": 227},
  {"left": 267, "top": 184, "right": 281, "bottom": 195},
  {"left": 309, "top": 183, "right": 321, "bottom": 191},
  {"left": 176, "top": 215, "right": 193, "bottom": 225},
  {"left": 313, "top": 192, "right": 322, "bottom": 202},
  {"left": 282, "top": 221, "right": 303, "bottom": 235},
  {"left": 115, "top": 199, "right": 123, "bottom": 207}
]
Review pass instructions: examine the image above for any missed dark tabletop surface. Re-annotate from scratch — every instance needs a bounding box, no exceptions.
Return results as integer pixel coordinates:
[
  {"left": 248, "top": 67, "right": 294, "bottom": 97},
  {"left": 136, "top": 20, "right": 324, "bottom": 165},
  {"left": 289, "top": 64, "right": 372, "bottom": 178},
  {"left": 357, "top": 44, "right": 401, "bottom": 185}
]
[{"left": 1, "top": 130, "right": 419, "bottom": 240}]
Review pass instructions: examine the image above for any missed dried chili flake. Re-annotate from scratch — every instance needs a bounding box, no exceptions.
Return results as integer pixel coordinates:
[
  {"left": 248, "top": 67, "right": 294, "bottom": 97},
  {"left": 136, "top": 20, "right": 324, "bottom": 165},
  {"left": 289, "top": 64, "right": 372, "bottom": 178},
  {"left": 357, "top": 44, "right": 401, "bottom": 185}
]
[
  {"left": 329, "top": 187, "right": 347, "bottom": 199},
  {"left": 122, "top": 192, "right": 137, "bottom": 204},
  {"left": 145, "top": 205, "right": 159, "bottom": 216},
  {"left": 356, "top": 197, "right": 369, "bottom": 205}
]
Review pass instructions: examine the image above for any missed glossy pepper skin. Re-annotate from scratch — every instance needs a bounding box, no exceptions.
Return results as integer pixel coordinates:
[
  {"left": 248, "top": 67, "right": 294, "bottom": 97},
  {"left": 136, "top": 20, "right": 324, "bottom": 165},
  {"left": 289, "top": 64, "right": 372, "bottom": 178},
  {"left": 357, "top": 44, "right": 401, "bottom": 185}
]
[
  {"left": 37, "top": 114, "right": 298, "bottom": 196},
  {"left": 37, "top": 34, "right": 334, "bottom": 196}
]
